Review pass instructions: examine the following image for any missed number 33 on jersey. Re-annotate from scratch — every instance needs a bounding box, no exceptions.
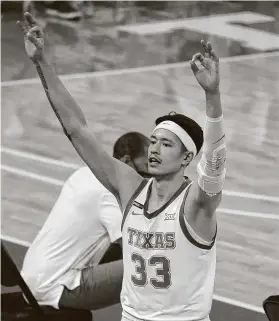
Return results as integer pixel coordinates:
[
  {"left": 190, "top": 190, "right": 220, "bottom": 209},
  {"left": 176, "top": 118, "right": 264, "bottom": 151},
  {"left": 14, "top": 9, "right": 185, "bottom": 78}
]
[{"left": 121, "top": 179, "right": 217, "bottom": 321}]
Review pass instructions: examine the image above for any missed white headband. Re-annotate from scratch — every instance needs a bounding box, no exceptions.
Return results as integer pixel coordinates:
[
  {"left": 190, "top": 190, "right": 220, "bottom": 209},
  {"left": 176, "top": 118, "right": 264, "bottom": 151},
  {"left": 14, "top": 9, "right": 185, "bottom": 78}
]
[{"left": 153, "top": 120, "right": 197, "bottom": 156}]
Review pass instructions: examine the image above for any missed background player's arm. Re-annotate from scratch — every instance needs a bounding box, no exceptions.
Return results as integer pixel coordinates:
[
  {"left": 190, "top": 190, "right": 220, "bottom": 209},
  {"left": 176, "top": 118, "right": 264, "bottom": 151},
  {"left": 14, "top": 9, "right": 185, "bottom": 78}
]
[
  {"left": 17, "top": 13, "right": 143, "bottom": 208},
  {"left": 99, "top": 191, "right": 123, "bottom": 243},
  {"left": 188, "top": 41, "right": 226, "bottom": 217}
]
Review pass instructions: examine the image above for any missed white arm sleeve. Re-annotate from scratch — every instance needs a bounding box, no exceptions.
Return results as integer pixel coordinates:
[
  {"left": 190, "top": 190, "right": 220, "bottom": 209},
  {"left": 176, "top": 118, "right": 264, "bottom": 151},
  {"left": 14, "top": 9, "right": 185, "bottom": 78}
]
[{"left": 197, "top": 115, "right": 227, "bottom": 195}]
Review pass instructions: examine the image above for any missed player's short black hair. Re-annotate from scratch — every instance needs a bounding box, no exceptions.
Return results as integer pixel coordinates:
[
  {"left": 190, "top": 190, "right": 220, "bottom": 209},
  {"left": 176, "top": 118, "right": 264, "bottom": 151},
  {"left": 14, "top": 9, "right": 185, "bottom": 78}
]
[
  {"left": 155, "top": 111, "right": 204, "bottom": 155},
  {"left": 113, "top": 132, "right": 150, "bottom": 160}
]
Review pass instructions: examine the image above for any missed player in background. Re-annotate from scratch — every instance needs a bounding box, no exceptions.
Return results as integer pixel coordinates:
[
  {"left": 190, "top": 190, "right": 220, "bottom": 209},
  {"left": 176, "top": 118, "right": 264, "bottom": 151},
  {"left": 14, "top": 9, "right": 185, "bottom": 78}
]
[{"left": 21, "top": 131, "right": 150, "bottom": 311}]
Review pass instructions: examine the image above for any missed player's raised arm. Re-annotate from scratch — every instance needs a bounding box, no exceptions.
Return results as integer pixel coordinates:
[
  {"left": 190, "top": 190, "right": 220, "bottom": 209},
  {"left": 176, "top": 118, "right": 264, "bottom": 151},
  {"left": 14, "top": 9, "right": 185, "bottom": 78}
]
[
  {"left": 17, "top": 12, "right": 143, "bottom": 208},
  {"left": 189, "top": 40, "right": 227, "bottom": 215}
]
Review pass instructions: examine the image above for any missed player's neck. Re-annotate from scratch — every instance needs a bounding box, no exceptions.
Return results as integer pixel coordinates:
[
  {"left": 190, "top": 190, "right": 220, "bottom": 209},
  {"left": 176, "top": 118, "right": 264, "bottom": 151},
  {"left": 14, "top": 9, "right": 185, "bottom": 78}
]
[{"left": 150, "top": 172, "right": 185, "bottom": 209}]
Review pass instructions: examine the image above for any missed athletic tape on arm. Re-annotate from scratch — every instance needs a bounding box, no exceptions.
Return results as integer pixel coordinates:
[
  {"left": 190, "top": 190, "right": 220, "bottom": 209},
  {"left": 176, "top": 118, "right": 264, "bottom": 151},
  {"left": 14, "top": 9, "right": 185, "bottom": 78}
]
[{"left": 197, "top": 115, "right": 226, "bottom": 195}]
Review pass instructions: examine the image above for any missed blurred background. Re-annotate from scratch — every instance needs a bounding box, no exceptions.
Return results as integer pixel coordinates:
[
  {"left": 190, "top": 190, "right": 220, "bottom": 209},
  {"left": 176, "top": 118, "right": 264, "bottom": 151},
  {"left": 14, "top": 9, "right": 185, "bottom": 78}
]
[
  {"left": 2, "top": 0, "right": 279, "bottom": 80},
  {"left": 1, "top": 1, "right": 279, "bottom": 321}
]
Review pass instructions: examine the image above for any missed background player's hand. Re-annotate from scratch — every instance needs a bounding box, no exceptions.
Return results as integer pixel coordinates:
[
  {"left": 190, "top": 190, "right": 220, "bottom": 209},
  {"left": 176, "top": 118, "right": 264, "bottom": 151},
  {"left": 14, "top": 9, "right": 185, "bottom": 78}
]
[
  {"left": 17, "top": 12, "right": 44, "bottom": 62},
  {"left": 190, "top": 40, "right": 220, "bottom": 93}
]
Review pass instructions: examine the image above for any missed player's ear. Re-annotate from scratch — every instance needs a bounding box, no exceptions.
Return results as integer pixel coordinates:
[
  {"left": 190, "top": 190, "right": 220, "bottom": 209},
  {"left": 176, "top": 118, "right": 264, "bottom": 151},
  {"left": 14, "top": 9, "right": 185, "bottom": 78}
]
[{"left": 182, "top": 151, "right": 194, "bottom": 167}]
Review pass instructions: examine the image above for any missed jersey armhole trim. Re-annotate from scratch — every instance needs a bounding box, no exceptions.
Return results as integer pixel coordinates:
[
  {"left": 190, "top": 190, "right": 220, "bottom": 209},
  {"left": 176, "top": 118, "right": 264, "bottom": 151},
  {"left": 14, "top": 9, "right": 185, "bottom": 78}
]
[
  {"left": 121, "top": 179, "right": 149, "bottom": 231},
  {"left": 179, "top": 184, "right": 217, "bottom": 250}
]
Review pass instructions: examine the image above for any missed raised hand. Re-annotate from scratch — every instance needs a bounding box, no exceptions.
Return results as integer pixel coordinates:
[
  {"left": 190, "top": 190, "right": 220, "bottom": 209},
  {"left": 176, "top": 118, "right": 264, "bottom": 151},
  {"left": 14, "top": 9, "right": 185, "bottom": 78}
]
[
  {"left": 17, "top": 12, "right": 44, "bottom": 62},
  {"left": 190, "top": 40, "right": 220, "bottom": 93}
]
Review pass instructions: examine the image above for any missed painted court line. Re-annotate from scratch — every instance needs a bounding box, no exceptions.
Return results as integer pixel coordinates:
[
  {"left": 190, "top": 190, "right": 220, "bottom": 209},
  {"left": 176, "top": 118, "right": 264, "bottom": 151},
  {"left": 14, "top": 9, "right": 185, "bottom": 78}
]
[
  {"left": 2, "top": 146, "right": 279, "bottom": 204},
  {"left": 218, "top": 240, "right": 244, "bottom": 251},
  {"left": 213, "top": 294, "right": 264, "bottom": 314},
  {"left": 221, "top": 190, "right": 279, "bottom": 203},
  {"left": 217, "top": 208, "right": 279, "bottom": 220},
  {"left": 1, "top": 146, "right": 80, "bottom": 170},
  {"left": 1, "top": 164, "right": 64, "bottom": 187},
  {"left": 2, "top": 164, "right": 278, "bottom": 220},
  {"left": 1, "top": 51, "right": 279, "bottom": 87},
  {"left": 1, "top": 234, "right": 31, "bottom": 248},
  {"left": 0, "top": 233, "right": 265, "bottom": 314}
]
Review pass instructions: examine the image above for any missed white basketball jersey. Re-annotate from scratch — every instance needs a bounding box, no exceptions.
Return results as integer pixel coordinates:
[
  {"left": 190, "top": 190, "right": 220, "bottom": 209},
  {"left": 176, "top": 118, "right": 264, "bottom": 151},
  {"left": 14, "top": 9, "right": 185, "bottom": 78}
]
[{"left": 121, "top": 178, "right": 217, "bottom": 321}]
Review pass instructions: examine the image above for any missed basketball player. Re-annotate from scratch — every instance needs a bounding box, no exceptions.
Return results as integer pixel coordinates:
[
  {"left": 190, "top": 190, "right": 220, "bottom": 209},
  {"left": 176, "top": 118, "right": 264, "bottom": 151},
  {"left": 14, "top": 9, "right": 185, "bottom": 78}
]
[
  {"left": 18, "top": 12, "right": 226, "bottom": 321},
  {"left": 21, "top": 131, "right": 150, "bottom": 311}
]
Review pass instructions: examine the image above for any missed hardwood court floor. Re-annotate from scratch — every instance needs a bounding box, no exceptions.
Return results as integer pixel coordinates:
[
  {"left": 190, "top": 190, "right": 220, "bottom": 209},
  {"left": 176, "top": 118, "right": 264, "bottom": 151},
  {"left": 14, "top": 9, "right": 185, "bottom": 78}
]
[{"left": 1, "top": 52, "right": 279, "bottom": 315}]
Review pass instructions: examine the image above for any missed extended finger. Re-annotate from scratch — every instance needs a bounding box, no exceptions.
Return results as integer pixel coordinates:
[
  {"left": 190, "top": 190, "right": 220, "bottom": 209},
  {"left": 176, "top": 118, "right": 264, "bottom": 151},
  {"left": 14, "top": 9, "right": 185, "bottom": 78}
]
[
  {"left": 16, "top": 21, "right": 28, "bottom": 35},
  {"left": 207, "top": 42, "right": 213, "bottom": 55},
  {"left": 201, "top": 39, "right": 209, "bottom": 56},
  {"left": 24, "top": 12, "right": 37, "bottom": 27},
  {"left": 211, "top": 49, "right": 219, "bottom": 63},
  {"left": 190, "top": 60, "right": 199, "bottom": 75}
]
